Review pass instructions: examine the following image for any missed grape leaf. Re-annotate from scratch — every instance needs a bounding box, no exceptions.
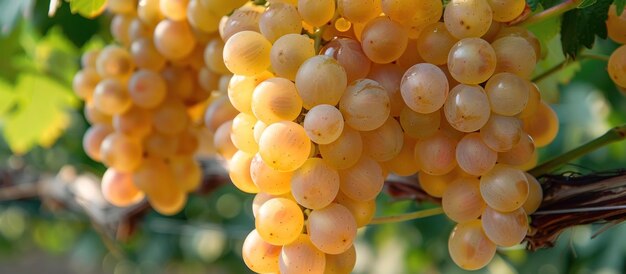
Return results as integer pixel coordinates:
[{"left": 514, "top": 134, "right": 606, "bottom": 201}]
[
  {"left": 615, "top": 0, "right": 626, "bottom": 15},
  {"left": 67, "top": 0, "right": 107, "bottom": 18},
  {"left": 560, "top": 0, "right": 613, "bottom": 59}
]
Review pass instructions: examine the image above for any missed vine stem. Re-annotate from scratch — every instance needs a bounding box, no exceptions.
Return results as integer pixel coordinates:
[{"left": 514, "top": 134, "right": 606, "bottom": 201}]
[
  {"left": 529, "top": 125, "right": 626, "bottom": 177},
  {"left": 520, "top": 0, "right": 581, "bottom": 27},
  {"left": 313, "top": 25, "right": 327, "bottom": 53},
  {"left": 369, "top": 207, "right": 444, "bottom": 225},
  {"left": 532, "top": 53, "right": 610, "bottom": 82}
]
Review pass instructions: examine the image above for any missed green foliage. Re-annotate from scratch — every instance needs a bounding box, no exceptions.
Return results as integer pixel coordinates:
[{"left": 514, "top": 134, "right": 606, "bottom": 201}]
[
  {"left": 67, "top": 0, "right": 107, "bottom": 18},
  {"left": 0, "top": 0, "right": 33, "bottom": 37},
  {"left": 615, "top": 0, "right": 626, "bottom": 15},
  {"left": 560, "top": 0, "right": 613, "bottom": 58}
]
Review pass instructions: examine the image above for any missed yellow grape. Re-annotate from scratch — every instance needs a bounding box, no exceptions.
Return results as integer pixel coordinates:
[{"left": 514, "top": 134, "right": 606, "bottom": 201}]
[
  {"left": 307, "top": 203, "right": 357, "bottom": 254},
  {"left": 361, "top": 118, "right": 404, "bottom": 162},
  {"left": 258, "top": 121, "right": 311, "bottom": 172},
  {"left": 204, "top": 96, "right": 239, "bottom": 133},
  {"left": 229, "top": 150, "right": 259, "bottom": 194},
  {"left": 480, "top": 115, "right": 522, "bottom": 152},
  {"left": 444, "top": 84, "right": 491, "bottom": 132},
  {"left": 456, "top": 133, "right": 497, "bottom": 176},
  {"left": 339, "top": 156, "right": 384, "bottom": 201},
  {"left": 361, "top": 17, "right": 409, "bottom": 64},
  {"left": 324, "top": 244, "right": 356, "bottom": 274},
  {"left": 220, "top": 7, "right": 262, "bottom": 42},
  {"left": 339, "top": 79, "right": 390, "bottom": 131},
  {"left": 448, "top": 220, "right": 496, "bottom": 270},
  {"left": 417, "top": 22, "right": 458, "bottom": 65},
  {"left": 494, "top": 26, "right": 541, "bottom": 58},
  {"left": 481, "top": 206, "right": 528, "bottom": 247},
  {"left": 162, "top": 66, "right": 195, "bottom": 100},
  {"left": 414, "top": 130, "right": 457, "bottom": 175},
  {"left": 259, "top": 3, "right": 302, "bottom": 43},
  {"left": 518, "top": 82, "right": 541, "bottom": 118},
  {"left": 521, "top": 101, "right": 559, "bottom": 148},
  {"left": 395, "top": 40, "right": 424, "bottom": 71},
  {"left": 81, "top": 50, "right": 99, "bottom": 69},
  {"left": 381, "top": 0, "right": 442, "bottom": 38},
  {"left": 73, "top": 68, "right": 100, "bottom": 102},
  {"left": 160, "top": 0, "right": 188, "bottom": 21},
  {"left": 252, "top": 192, "right": 276, "bottom": 218},
  {"left": 153, "top": 100, "right": 189, "bottom": 135},
  {"left": 296, "top": 55, "right": 348, "bottom": 109},
  {"left": 231, "top": 113, "right": 259, "bottom": 154},
  {"left": 444, "top": 0, "right": 493, "bottom": 39},
  {"left": 100, "top": 133, "right": 144, "bottom": 172},
  {"left": 522, "top": 173, "right": 543, "bottom": 214},
  {"left": 108, "top": 0, "right": 136, "bottom": 14},
  {"left": 337, "top": 0, "right": 381, "bottom": 23},
  {"left": 480, "top": 164, "right": 529, "bottom": 212},
  {"left": 491, "top": 36, "right": 537, "bottom": 79},
  {"left": 214, "top": 121, "right": 237, "bottom": 160},
  {"left": 607, "top": 5, "right": 626, "bottom": 44},
  {"left": 442, "top": 177, "right": 485, "bottom": 223},
  {"left": 198, "top": 67, "right": 220, "bottom": 93},
  {"left": 298, "top": 0, "right": 335, "bottom": 27},
  {"left": 204, "top": 38, "right": 231, "bottom": 75},
  {"left": 250, "top": 154, "right": 292, "bottom": 195},
  {"left": 487, "top": 0, "right": 526, "bottom": 22},
  {"left": 242, "top": 229, "right": 282, "bottom": 274},
  {"left": 253, "top": 120, "right": 268, "bottom": 144},
  {"left": 333, "top": 192, "right": 376, "bottom": 228},
  {"left": 271, "top": 34, "right": 315, "bottom": 81},
  {"left": 144, "top": 131, "right": 179, "bottom": 158},
  {"left": 133, "top": 157, "right": 186, "bottom": 215},
  {"left": 481, "top": 21, "right": 502, "bottom": 42},
  {"left": 96, "top": 45, "right": 135, "bottom": 80},
  {"left": 128, "top": 70, "right": 167, "bottom": 109},
  {"left": 319, "top": 126, "right": 363, "bottom": 170},
  {"left": 608, "top": 45, "right": 626, "bottom": 87},
  {"left": 223, "top": 31, "right": 272, "bottom": 76},
  {"left": 101, "top": 168, "right": 145, "bottom": 207},
  {"left": 83, "top": 125, "right": 113, "bottom": 161},
  {"left": 169, "top": 156, "right": 202, "bottom": 192},
  {"left": 304, "top": 104, "right": 345, "bottom": 145},
  {"left": 130, "top": 38, "right": 167, "bottom": 71},
  {"left": 154, "top": 19, "right": 196, "bottom": 60},
  {"left": 418, "top": 170, "right": 457, "bottom": 198},
  {"left": 279, "top": 234, "right": 326, "bottom": 274},
  {"left": 256, "top": 198, "right": 304, "bottom": 245},
  {"left": 228, "top": 72, "right": 274, "bottom": 114},
  {"left": 128, "top": 18, "right": 152, "bottom": 42},
  {"left": 382, "top": 134, "right": 419, "bottom": 176},
  {"left": 447, "top": 38, "right": 496, "bottom": 84},
  {"left": 84, "top": 103, "right": 112, "bottom": 125},
  {"left": 93, "top": 79, "right": 133, "bottom": 116},
  {"left": 187, "top": 0, "right": 220, "bottom": 33},
  {"left": 399, "top": 107, "right": 440, "bottom": 139},
  {"left": 367, "top": 63, "right": 404, "bottom": 117},
  {"left": 400, "top": 63, "right": 449, "bottom": 114},
  {"left": 321, "top": 38, "right": 372, "bottom": 83},
  {"left": 200, "top": 0, "right": 247, "bottom": 16},
  {"left": 110, "top": 14, "right": 132, "bottom": 47},
  {"left": 252, "top": 77, "right": 303, "bottom": 124},
  {"left": 484, "top": 72, "right": 529, "bottom": 116},
  {"left": 498, "top": 132, "right": 535, "bottom": 165},
  {"left": 291, "top": 158, "right": 340, "bottom": 210},
  {"left": 138, "top": 0, "right": 165, "bottom": 27},
  {"left": 176, "top": 128, "right": 200, "bottom": 155},
  {"left": 113, "top": 106, "right": 153, "bottom": 140}
]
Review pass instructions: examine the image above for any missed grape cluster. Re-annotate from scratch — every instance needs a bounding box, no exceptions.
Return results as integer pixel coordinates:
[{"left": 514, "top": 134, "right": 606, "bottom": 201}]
[
  {"left": 198, "top": 0, "right": 561, "bottom": 272},
  {"left": 74, "top": 0, "right": 239, "bottom": 215},
  {"left": 607, "top": 5, "right": 626, "bottom": 91}
]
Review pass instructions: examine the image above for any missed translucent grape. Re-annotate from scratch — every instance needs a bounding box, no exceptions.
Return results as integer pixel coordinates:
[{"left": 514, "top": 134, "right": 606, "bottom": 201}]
[
  {"left": 250, "top": 153, "right": 292, "bottom": 195},
  {"left": 442, "top": 177, "right": 485, "bottom": 223},
  {"left": 304, "top": 105, "right": 345, "bottom": 145},
  {"left": 228, "top": 72, "right": 275, "bottom": 114},
  {"left": 608, "top": 45, "right": 626, "bottom": 87},
  {"left": 223, "top": 31, "right": 272, "bottom": 76},
  {"left": 414, "top": 130, "right": 457, "bottom": 175},
  {"left": 204, "top": 96, "right": 239, "bottom": 133},
  {"left": 324, "top": 244, "right": 356, "bottom": 274},
  {"left": 339, "top": 156, "right": 384, "bottom": 201},
  {"left": 252, "top": 77, "right": 303, "bottom": 124},
  {"left": 271, "top": 34, "right": 315, "bottom": 81},
  {"left": 418, "top": 170, "right": 457, "bottom": 198},
  {"left": 168, "top": 155, "right": 202, "bottom": 192},
  {"left": 297, "top": 0, "right": 335, "bottom": 27},
  {"left": 448, "top": 220, "right": 496, "bottom": 270},
  {"left": 487, "top": 0, "right": 526, "bottom": 22},
  {"left": 108, "top": 0, "right": 136, "bottom": 14},
  {"left": 383, "top": 134, "right": 419, "bottom": 176},
  {"left": 395, "top": 40, "right": 424, "bottom": 71},
  {"left": 400, "top": 63, "right": 449, "bottom": 114},
  {"left": 258, "top": 121, "right": 311, "bottom": 172},
  {"left": 381, "top": 0, "right": 442, "bottom": 38},
  {"left": 444, "top": 84, "right": 491, "bottom": 132},
  {"left": 480, "top": 164, "right": 529, "bottom": 212},
  {"left": 337, "top": 0, "right": 381, "bottom": 23},
  {"left": 214, "top": 121, "right": 238, "bottom": 160},
  {"left": 242, "top": 229, "right": 281, "bottom": 274},
  {"left": 101, "top": 168, "right": 144, "bottom": 207},
  {"left": 361, "top": 17, "right": 409, "bottom": 64},
  {"left": 444, "top": 0, "right": 493, "bottom": 39},
  {"left": 133, "top": 157, "right": 186, "bottom": 215},
  {"left": 161, "top": 66, "right": 195, "bottom": 100},
  {"left": 128, "top": 18, "right": 152, "bottom": 42},
  {"left": 83, "top": 125, "right": 113, "bottom": 161},
  {"left": 361, "top": 118, "right": 404, "bottom": 162},
  {"left": 81, "top": 50, "right": 99, "bottom": 69},
  {"left": 484, "top": 72, "right": 529, "bottom": 116},
  {"left": 447, "top": 38, "right": 496, "bottom": 84},
  {"left": 228, "top": 150, "right": 259, "bottom": 193},
  {"left": 456, "top": 133, "right": 497, "bottom": 176},
  {"left": 187, "top": 0, "right": 220, "bottom": 33},
  {"left": 521, "top": 101, "right": 559, "bottom": 148},
  {"left": 253, "top": 120, "right": 268, "bottom": 144},
  {"left": 128, "top": 70, "right": 167, "bottom": 109},
  {"left": 110, "top": 14, "right": 132, "bottom": 47},
  {"left": 220, "top": 7, "right": 262, "bottom": 42},
  {"left": 339, "top": 79, "right": 390, "bottom": 131},
  {"left": 96, "top": 45, "right": 135, "bottom": 80},
  {"left": 153, "top": 20, "right": 197, "bottom": 60},
  {"left": 296, "top": 55, "right": 348, "bottom": 109},
  {"left": 259, "top": 3, "right": 302, "bottom": 43},
  {"left": 130, "top": 38, "right": 166, "bottom": 71},
  {"left": 481, "top": 206, "right": 528, "bottom": 247},
  {"left": 493, "top": 26, "right": 541, "bottom": 58},
  {"left": 204, "top": 38, "right": 230, "bottom": 75},
  {"left": 113, "top": 106, "right": 153, "bottom": 140},
  {"left": 480, "top": 115, "right": 522, "bottom": 152},
  {"left": 417, "top": 22, "right": 458, "bottom": 65},
  {"left": 367, "top": 64, "right": 404, "bottom": 117},
  {"left": 256, "top": 198, "right": 304, "bottom": 245},
  {"left": 231, "top": 113, "right": 259, "bottom": 154},
  {"left": 153, "top": 100, "right": 189, "bottom": 135},
  {"left": 307, "top": 203, "right": 357, "bottom": 254},
  {"left": 279, "top": 234, "right": 326, "bottom": 274},
  {"left": 93, "top": 79, "right": 133, "bottom": 116},
  {"left": 100, "top": 133, "right": 144, "bottom": 172},
  {"left": 491, "top": 36, "right": 537, "bottom": 79},
  {"left": 498, "top": 132, "right": 535, "bottom": 165},
  {"left": 607, "top": 5, "right": 626, "bottom": 44},
  {"left": 319, "top": 127, "right": 363, "bottom": 170},
  {"left": 73, "top": 68, "right": 100, "bottom": 102},
  {"left": 160, "top": 0, "right": 188, "bottom": 21},
  {"left": 522, "top": 173, "right": 543, "bottom": 214},
  {"left": 291, "top": 158, "right": 340, "bottom": 210},
  {"left": 198, "top": 67, "right": 220, "bottom": 92},
  {"left": 321, "top": 38, "right": 372, "bottom": 83},
  {"left": 138, "top": 0, "right": 164, "bottom": 27},
  {"left": 518, "top": 82, "right": 541, "bottom": 118}
]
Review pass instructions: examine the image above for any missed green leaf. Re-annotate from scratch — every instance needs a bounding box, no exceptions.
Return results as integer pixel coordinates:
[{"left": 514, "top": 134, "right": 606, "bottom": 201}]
[
  {"left": 578, "top": 0, "right": 598, "bottom": 8},
  {"left": 0, "top": 0, "right": 33, "bottom": 36},
  {"left": 0, "top": 80, "right": 16, "bottom": 116},
  {"left": 560, "top": 0, "right": 613, "bottom": 59},
  {"left": 68, "top": 0, "right": 106, "bottom": 18},
  {"left": 2, "top": 73, "right": 77, "bottom": 154},
  {"left": 527, "top": 0, "right": 541, "bottom": 10},
  {"left": 615, "top": 0, "right": 626, "bottom": 15}
]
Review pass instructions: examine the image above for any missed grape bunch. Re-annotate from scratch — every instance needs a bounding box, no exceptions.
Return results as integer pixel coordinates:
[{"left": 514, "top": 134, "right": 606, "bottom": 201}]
[
  {"left": 607, "top": 5, "right": 626, "bottom": 91},
  {"left": 74, "top": 0, "right": 239, "bottom": 215},
  {"left": 199, "top": 0, "right": 562, "bottom": 272}
]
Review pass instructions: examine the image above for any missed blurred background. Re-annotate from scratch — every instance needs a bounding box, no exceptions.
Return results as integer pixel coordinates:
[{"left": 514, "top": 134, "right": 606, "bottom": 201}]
[{"left": 1, "top": 1, "right": 626, "bottom": 273}]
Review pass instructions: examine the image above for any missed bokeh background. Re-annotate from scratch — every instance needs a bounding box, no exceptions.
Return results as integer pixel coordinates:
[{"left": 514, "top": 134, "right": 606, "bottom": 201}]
[{"left": 1, "top": 1, "right": 626, "bottom": 273}]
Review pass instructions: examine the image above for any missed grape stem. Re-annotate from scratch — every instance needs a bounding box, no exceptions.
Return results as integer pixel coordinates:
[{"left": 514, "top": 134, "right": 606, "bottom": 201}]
[
  {"left": 520, "top": 0, "right": 582, "bottom": 27},
  {"left": 532, "top": 53, "right": 610, "bottom": 82},
  {"left": 529, "top": 125, "right": 626, "bottom": 177},
  {"left": 313, "top": 25, "right": 327, "bottom": 53},
  {"left": 368, "top": 207, "right": 444, "bottom": 225}
]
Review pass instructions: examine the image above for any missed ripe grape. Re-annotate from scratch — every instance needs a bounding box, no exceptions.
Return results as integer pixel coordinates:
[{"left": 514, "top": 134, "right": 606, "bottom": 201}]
[
  {"left": 297, "top": 0, "right": 335, "bottom": 27},
  {"left": 228, "top": 72, "right": 274, "bottom": 114},
  {"left": 153, "top": 100, "right": 189, "bottom": 135},
  {"left": 250, "top": 153, "right": 293, "bottom": 195},
  {"left": 256, "top": 198, "right": 304, "bottom": 245},
  {"left": 296, "top": 55, "right": 348, "bottom": 109},
  {"left": 101, "top": 168, "right": 145, "bottom": 207},
  {"left": 491, "top": 36, "right": 537, "bottom": 79},
  {"left": 110, "top": 14, "right": 132, "bottom": 47},
  {"left": 414, "top": 130, "right": 458, "bottom": 175},
  {"left": 444, "top": 0, "right": 493, "bottom": 39},
  {"left": 113, "top": 106, "right": 153, "bottom": 140},
  {"left": 498, "top": 132, "right": 535, "bottom": 165},
  {"left": 223, "top": 31, "right": 272, "bottom": 76},
  {"left": 252, "top": 77, "right": 303, "bottom": 124},
  {"left": 153, "top": 20, "right": 197, "bottom": 60},
  {"left": 144, "top": 131, "right": 179, "bottom": 158},
  {"left": 96, "top": 45, "right": 135, "bottom": 80},
  {"left": 523, "top": 173, "right": 543, "bottom": 214},
  {"left": 608, "top": 45, "right": 626, "bottom": 87},
  {"left": 81, "top": 50, "right": 99, "bottom": 69},
  {"left": 108, "top": 0, "right": 137, "bottom": 14},
  {"left": 481, "top": 206, "right": 528, "bottom": 247},
  {"left": 279, "top": 234, "right": 326, "bottom": 274},
  {"left": 606, "top": 5, "right": 626, "bottom": 44},
  {"left": 291, "top": 158, "right": 340, "bottom": 210},
  {"left": 93, "top": 79, "right": 133, "bottom": 116},
  {"left": 518, "top": 82, "right": 541, "bottom": 118},
  {"left": 521, "top": 101, "right": 559, "bottom": 148},
  {"left": 444, "top": 84, "right": 491, "bottom": 132},
  {"left": 401, "top": 63, "right": 449, "bottom": 114},
  {"left": 168, "top": 155, "right": 202, "bottom": 192},
  {"left": 361, "top": 118, "right": 404, "bottom": 162},
  {"left": 204, "top": 38, "right": 231, "bottom": 75},
  {"left": 367, "top": 63, "right": 404, "bottom": 117},
  {"left": 448, "top": 220, "right": 496, "bottom": 270},
  {"left": 73, "top": 68, "right": 100, "bottom": 102},
  {"left": 480, "top": 164, "right": 529, "bottom": 212},
  {"left": 361, "top": 17, "right": 409, "bottom": 64},
  {"left": 484, "top": 72, "right": 530, "bottom": 116},
  {"left": 494, "top": 26, "right": 541, "bottom": 58},
  {"left": 339, "top": 79, "right": 390, "bottom": 131},
  {"left": 456, "top": 133, "right": 497, "bottom": 176},
  {"left": 399, "top": 107, "right": 440, "bottom": 139},
  {"left": 304, "top": 105, "right": 345, "bottom": 145},
  {"left": 214, "top": 120, "right": 238, "bottom": 160},
  {"left": 337, "top": 0, "right": 381, "bottom": 23},
  {"left": 417, "top": 22, "right": 458, "bottom": 65},
  {"left": 128, "top": 70, "right": 167, "bottom": 109},
  {"left": 442, "top": 177, "right": 485, "bottom": 223},
  {"left": 333, "top": 192, "right": 376, "bottom": 228},
  {"left": 382, "top": 0, "right": 442, "bottom": 38},
  {"left": 383, "top": 134, "right": 419, "bottom": 176},
  {"left": 138, "top": 0, "right": 165, "bottom": 27},
  {"left": 307, "top": 203, "right": 357, "bottom": 254},
  {"left": 339, "top": 156, "right": 384, "bottom": 201},
  {"left": 259, "top": 3, "right": 302, "bottom": 43},
  {"left": 229, "top": 150, "right": 259, "bottom": 193},
  {"left": 258, "top": 121, "right": 311, "bottom": 172},
  {"left": 160, "top": 0, "right": 188, "bottom": 21},
  {"left": 130, "top": 38, "right": 167, "bottom": 71},
  {"left": 204, "top": 96, "right": 239, "bottom": 133},
  {"left": 324, "top": 245, "right": 356, "bottom": 274},
  {"left": 220, "top": 7, "right": 262, "bottom": 42},
  {"left": 322, "top": 38, "right": 372, "bottom": 83},
  {"left": 187, "top": 0, "right": 220, "bottom": 33},
  {"left": 479, "top": 115, "right": 522, "bottom": 152},
  {"left": 128, "top": 18, "right": 152, "bottom": 41},
  {"left": 319, "top": 126, "right": 363, "bottom": 170},
  {"left": 447, "top": 38, "right": 497, "bottom": 84},
  {"left": 100, "top": 133, "right": 144, "bottom": 172},
  {"left": 487, "top": 0, "right": 526, "bottom": 22},
  {"left": 242, "top": 229, "right": 282, "bottom": 273},
  {"left": 83, "top": 125, "right": 113, "bottom": 161},
  {"left": 231, "top": 112, "right": 259, "bottom": 154},
  {"left": 271, "top": 34, "right": 315, "bottom": 81}
]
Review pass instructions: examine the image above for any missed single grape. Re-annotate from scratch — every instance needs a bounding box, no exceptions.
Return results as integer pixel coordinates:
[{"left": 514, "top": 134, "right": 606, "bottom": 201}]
[
  {"left": 113, "top": 106, "right": 153, "bottom": 140},
  {"left": 444, "top": 0, "right": 493, "bottom": 39},
  {"left": 250, "top": 153, "right": 292, "bottom": 195},
  {"left": 223, "top": 31, "right": 272, "bottom": 76},
  {"left": 258, "top": 121, "right": 311, "bottom": 172},
  {"left": 296, "top": 55, "right": 348, "bottom": 109},
  {"left": 497, "top": 132, "right": 535, "bottom": 165},
  {"left": 100, "top": 133, "right": 144, "bottom": 172},
  {"left": 399, "top": 107, "right": 441, "bottom": 139},
  {"left": 491, "top": 36, "right": 537, "bottom": 79},
  {"left": 367, "top": 63, "right": 405, "bottom": 117},
  {"left": 456, "top": 133, "right": 497, "bottom": 176},
  {"left": 382, "top": 134, "right": 420, "bottom": 176},
  {"left": 480, "top": 164, "right": 529, "bottom": 212},
  {"left": 93, "top": 79, "right": 133, "bottom": 116},
  {"left": 414, "top": 130, "right": 458, "bottom": 175},
  {"left": 448, "top": 220, "right": 496, "bottom": 270},
  {"left": 304, "top": 105, "right": 345, "bottom": 145},
  {"left": 128, "top": 70, "right": 167, "bottom": 109},
  {"left": 291, "top": 158, "right": 340, "bottom": 210},
  {"left": 361, "top": 118, "right": 404, "bottom": 162},
  {"left": 83, "top": 125, "right": 113, "bottom": 161},
  {"left": 333, "top": 192, "right": 376, "bottom": 228},
  {"left": 153, "top": 19, "right": 197, "bottom": 60},
  {"left": 608, "top": 45, "right": 626, "bottom": 87},
  {"left": 361, "top": 17, "right": 409, "bottom": 64},
  {"left": 229, "top": 150, "right": 259, "bottom": 194},
  {"left": 214, "top": 120, "right": 238, "bottom": 160},
  {"left": 522, "top": 173, "right": 543, "bottom": 214},
  {"left": 259, "top": 3, "right": 302, "bottom": 43},
  {"left": 242, "top": 229, "right": 281, "bottom": 274},
  {"left": 228, "top": 72, "right": 275, "bottom": 114},
  {"left": 442, "top": 177, "right": 485, "bottom": 223},
  {"left": 252, "top": 77, "right": 303, "bottom": 124},
  {"left": 339, "top": 156, "right": 385, "bottom": 201},
  {"left": 444, "top": 84, "right": 491, "bottom": 132},
  {"left": 401, "top": 63, "right": 449, "bottom": 113},
  {"left": 337, "top": 0, "right": 381, "bottom": 23},
  {"left": 73, "top": 68, "right": 101, "bottom": 102},
  {"left": 417, "top": 22, "right": 458, "bottom": 65},
  {"left": 481, "top": 206, "right": 528, "bottom": 247},
  {"left": 487, "top": 0, "right": 526, "bottom": 22},
  {"left": 321, "top": 38, "right": 372, "bottom": 83},
  {"left": 607, "top": 5, "right": 626, "bottom": 44},
  {"left": 319, "top": 126, "right": 363, "bottom": 170},
  {"left": 279, "top": 234, "right": 326, "bottom": 274},
  {"left": 298, "top": 0, "right": 335, "bottom": 27},
  {"left": 256, "top": 198, "right": 304, "bottom": 245},
  {"left": 339, "top": 79, "right": 390, "bottom": 131},
  {"left": 130, "top": 38, "right": 166, "bottom": 71},
  {"left": 153, "top": 100, "right": 189, "bottom": 136},
  {"left": 307, "top": 203, "right": 357, "bottom": 254},
  {"left": 484, "top": 72, "right": 529, "bottom": 116},
  {"left": 271, "top": 34, "right": 315, "bottom": 81},
  {"left": 96, "top": 45, "right": 135, "bottom": 80},
  {"left": 231, "top": 112, "right": 259, "bottom": 154},
  {"left": 447, "top": 38, "right": 496, "bottom": 84},
  {"left": 324, "top": 244, "right": 356, "bottom": 274},
  {"left": 521, "top": 101, "right": 559, "bottom": 148}
]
